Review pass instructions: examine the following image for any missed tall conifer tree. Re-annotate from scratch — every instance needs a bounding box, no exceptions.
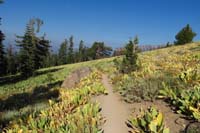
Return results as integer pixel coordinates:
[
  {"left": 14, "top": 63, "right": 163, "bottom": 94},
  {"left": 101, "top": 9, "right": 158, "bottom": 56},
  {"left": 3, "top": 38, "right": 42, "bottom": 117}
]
[
  {"left": 0, "top": 3, "right": 6, "bottom": 76},
  {"left": 6, "top": 45, "right": 17, "bottom": 74},
  {"left": 16, "top": 18, "right": 50, "bottom": 76},
  {"left": 0, "top": 29, "right": 5, "bottom": 76},
  {"left": 67, "top": 36, "right": 74, "bottom": 63},
  {"left": 58, "top": 39, "right": 68, "bottom": 65}
]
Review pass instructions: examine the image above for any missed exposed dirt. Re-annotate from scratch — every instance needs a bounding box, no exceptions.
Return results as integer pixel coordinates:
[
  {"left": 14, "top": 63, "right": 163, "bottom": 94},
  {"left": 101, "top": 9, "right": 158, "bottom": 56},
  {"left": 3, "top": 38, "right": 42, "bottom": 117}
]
[
  {"left": 61, "top": 67, "right": 91, "bottom": 89},
  {"left": 128, "top": 100, "right": 190, "bottom": 133},
  {"left": 94, "top": 74, "right": 191, "bottom": 133},
  {"left": 94, "top": 74, "right": 131, "bottom": 133}
]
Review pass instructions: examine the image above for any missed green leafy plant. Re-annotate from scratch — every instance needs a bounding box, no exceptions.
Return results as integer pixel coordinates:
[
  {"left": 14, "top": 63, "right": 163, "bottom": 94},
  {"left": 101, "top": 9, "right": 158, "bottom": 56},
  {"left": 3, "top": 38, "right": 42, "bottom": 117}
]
[
  {"left": 179, "top": 68, "right": 200, "bottom": 86},
  {"left": 159, "top": 84, "right": 200, "bottom": 121},
  {"left": 127, "top": 106, "right": 170, "bottom": 133}
]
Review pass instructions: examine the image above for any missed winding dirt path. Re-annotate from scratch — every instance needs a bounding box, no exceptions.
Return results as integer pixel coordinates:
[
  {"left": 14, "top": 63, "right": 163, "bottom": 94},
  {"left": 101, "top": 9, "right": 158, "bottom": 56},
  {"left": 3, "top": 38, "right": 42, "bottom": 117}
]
[
  {"left": 93, "top": 74, "right": 189, "bottom": 133},
  {"left": 95, "top": 74, "right": 130, "bottom": 133}
]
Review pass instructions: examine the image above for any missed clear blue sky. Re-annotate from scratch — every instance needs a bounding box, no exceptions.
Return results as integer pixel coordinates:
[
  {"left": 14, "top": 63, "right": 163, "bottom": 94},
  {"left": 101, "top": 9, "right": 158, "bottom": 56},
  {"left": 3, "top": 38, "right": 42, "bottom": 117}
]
[{"left": 0, "top": 0, "right": 200, "bottom": 49}]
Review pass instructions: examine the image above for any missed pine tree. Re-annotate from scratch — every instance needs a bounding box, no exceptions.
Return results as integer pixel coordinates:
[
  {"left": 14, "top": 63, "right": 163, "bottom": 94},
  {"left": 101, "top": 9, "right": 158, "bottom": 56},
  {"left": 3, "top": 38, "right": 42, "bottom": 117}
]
[
  {"left": 0, "top": 29, "right": 6, "bottom": 76},
  {"left": 16, "top": 20, "right": 36, "bottom": 76},
  {"left": 34, "top": 35, "right": 50, "bottom": 69},
  {"left": 16, "top": 18, "right": 50, "bottom": 76},
  {"left": 58, "top": 39, "right": 68, "bottom": 65},
  {"left": 67, "top": 36, "right": 74, "bottom": 63},
  {"left": 81, "top": 46, "right": 89, "bottom": 61},
  {"left": 120, "top": 36, "right": 139, "bottom": 73},
  {"left": 0, "top": 1, "right": 6, "bottom": 76},
  {"left": 44, "top": 51, "right": 59, "bottom": 67},
  {"left": 6, "top": 45, "right": 17, "bottom": 74},
  {"left": 175, "top": 24, "right": 197, "bottom": 45},
  {"left": 89, "top": 42, "right": 112, "bottom": 60},
  {"left": 78, "top": 40, "right": 84, "bottom": 62},
  {"left": 0, "top": 15, "right": 6, "bottom": 76},
  {"left": 51, "top": 53, "right": 59, "bottom": 66}
]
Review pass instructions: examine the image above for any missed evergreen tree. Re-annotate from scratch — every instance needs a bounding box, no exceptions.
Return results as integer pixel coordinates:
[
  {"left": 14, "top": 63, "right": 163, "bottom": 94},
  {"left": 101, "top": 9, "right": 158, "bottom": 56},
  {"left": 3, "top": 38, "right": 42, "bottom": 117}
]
[
  {"left": 80, "top": 46, "right": 89, "bottom": 62},
  {"left": 6, "top": 45, "right": 17, "bottom": 74},
  {"left": 0, "top": 29, "right": 6, "bottom": 76},
  {"left": 67, "top": 36, "right": 74, "bottom": 63},
  {"left": 133, "top": 35, "right": 141, "bottom": 52},
  {"left": 0, "top": 1, "right": 6, "bottom": 76},
  {"left": 51, "top": 53, "right": 59, "bottom": 66},
  {"left": 16, "top": 18, "right": 50, "bottom": 76},
  {"left": 44, "top": 51, "right": 59, "bottom": 67},
  {"left": 58, "top": 39, "right": 68, "bottom": 65},
  {"left": 0, "top": 14, "right": 6, "bottom": 76},
  {"left": 16, "top": 20, "right": 36, "bottom": 76},
  {"left": 120, "top": 36, "right": 139, "bottom": 73},
  {"left": 175, "top": 24, "right": 196, "bottom": 45},
  {"left": 78, "top": 40, "right": 84, "bottom": 62},
  {"left": 34, "top": 35, "right": 50, "bottom": 69},
  {"left": 43, "top": 51, "right": 51, "bottom": 68},
  {"left": 133, "top": 35, "right": 139, "bottom": 45},
  {"left": 89, "top": 42, "right": 112, "bottom": 60}
]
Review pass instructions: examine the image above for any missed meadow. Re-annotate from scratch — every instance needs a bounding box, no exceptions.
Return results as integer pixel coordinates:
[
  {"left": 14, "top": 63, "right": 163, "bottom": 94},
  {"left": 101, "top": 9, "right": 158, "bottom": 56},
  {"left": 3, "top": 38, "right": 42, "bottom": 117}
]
[
  {"left": 0, "top": 57, "right": 113, "bottom": 131},
  {"left": 111, "top": 42, "right": 200, "bottom": 132},
  {"left": 0, "top": 42, "right": 200, "bottom": 132}
]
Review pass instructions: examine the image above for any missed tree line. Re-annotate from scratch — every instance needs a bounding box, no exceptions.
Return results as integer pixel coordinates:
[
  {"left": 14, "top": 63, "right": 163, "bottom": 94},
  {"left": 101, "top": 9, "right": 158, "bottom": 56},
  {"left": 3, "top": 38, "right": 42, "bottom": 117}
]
[
  {"left": 113, "top": 24, "right": 197, "bottom": 56},
  {"left": 0, "top": 1, "right": 198, "bottom": 77},
  {"left": 0, "top": 17, "right": 112, "bottom": 77}
]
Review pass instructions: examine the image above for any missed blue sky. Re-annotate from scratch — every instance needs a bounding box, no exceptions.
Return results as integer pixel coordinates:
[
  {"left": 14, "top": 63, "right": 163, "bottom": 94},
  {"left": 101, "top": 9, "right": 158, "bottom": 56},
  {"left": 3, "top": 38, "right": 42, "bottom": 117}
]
[{"left": 0, "top": 0, "right": 200, "bottom": 49}]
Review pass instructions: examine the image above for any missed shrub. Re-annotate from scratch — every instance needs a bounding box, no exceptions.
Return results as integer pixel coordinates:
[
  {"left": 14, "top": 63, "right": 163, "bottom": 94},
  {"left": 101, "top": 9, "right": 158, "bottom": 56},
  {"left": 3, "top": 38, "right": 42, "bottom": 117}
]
[{"left": 117, "top": 74, "right": 164, "bottom": 103}]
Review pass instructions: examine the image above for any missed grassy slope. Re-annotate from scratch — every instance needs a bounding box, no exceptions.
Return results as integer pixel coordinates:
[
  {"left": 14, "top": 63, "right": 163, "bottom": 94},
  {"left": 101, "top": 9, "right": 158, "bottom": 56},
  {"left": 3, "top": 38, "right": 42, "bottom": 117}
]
[
  {"left": 1, "top": 42, "right": 199, "bottom": 101},
  {"left": 5, "top": 71, "right": 107, "bottom": 132},
  {"left": 0, "top": 57, "right": 114, "bottom": 99},
  {"left": 0, "top": 42, "right": 199, "bottom": 131},
  {"left": 0, "top": 43, "right": 200, "bottom": 98},
  {"left": 0, "top": 56, "right": 114, "bottom": 129},
  {"left": 110, "top": 42, "right": 200, "bottom": 102},
  {"left": 110, "top": 42, "right": 200, "bottom": 132}
]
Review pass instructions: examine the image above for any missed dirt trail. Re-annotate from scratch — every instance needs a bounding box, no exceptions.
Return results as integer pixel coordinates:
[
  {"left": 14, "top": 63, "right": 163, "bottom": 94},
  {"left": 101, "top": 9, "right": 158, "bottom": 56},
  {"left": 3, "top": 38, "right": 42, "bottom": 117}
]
[
  {"left": 95, "top": 74, "right": 130, "bottom": 133},
  {"left": 93, "top": 74, "right": 188, "bottom": 133}
]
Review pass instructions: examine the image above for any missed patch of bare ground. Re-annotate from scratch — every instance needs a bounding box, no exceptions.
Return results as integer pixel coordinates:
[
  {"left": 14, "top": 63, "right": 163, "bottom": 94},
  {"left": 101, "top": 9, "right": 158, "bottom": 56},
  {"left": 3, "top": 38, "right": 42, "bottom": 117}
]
[
  {"left": 128, "top": 100, "right": 190, "bottom": 133},
  {"left": 93, "top": 74, "right": 190, "bottom": 133},
  {"left": 93, "top": 74, "right": 130, "bottom": 133}
]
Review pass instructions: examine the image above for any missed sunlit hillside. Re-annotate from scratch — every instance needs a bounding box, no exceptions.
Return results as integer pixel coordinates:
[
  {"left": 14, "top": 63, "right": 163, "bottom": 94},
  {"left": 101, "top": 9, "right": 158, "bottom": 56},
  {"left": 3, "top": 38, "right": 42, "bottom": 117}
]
[{"left": 0, "top": 42, "right": 200, "bottom": 132}]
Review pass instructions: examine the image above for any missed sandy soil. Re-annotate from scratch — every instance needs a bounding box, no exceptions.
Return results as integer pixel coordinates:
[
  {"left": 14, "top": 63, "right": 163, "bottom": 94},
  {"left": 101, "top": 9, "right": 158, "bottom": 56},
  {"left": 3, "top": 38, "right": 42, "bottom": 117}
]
[
  {"left": 93, "top": 74, "right": 190, "bottom": 133},
  {"left": 94, "top": 74, "right": 131, "bottom": 133},
  {"left": 128, "top": 100, "right": 189, "bottom": 133}
]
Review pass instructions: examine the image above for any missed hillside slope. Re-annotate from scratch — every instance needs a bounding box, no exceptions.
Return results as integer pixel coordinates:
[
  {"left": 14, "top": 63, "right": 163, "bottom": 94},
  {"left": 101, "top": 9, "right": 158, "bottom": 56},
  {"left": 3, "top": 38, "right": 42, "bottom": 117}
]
[
  {"left": 1, "top": 42, "right": 200, "bottom": 132},
  {"left": 109, "top": 42, "right": 200, "bottom": 132}
]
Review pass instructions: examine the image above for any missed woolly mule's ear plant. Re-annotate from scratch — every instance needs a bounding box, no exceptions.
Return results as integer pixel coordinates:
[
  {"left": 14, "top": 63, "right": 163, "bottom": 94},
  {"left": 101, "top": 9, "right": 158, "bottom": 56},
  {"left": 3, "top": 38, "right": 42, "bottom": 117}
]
[{"left": 126, "top": 106, "right": 170, "bottom": 133}]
